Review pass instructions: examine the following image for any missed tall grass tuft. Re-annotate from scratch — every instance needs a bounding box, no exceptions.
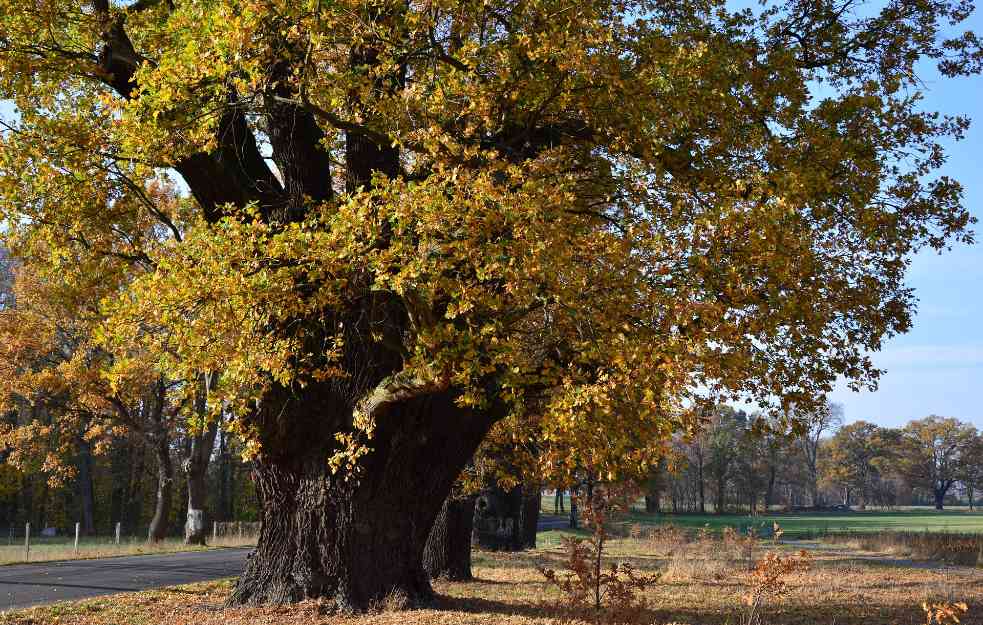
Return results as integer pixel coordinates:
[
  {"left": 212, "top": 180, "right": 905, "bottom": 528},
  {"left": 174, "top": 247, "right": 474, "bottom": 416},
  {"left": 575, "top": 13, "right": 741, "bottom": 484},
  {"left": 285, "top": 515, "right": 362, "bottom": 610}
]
[{"left": 819, "top": 531, "right": 982, "bottom": 566}]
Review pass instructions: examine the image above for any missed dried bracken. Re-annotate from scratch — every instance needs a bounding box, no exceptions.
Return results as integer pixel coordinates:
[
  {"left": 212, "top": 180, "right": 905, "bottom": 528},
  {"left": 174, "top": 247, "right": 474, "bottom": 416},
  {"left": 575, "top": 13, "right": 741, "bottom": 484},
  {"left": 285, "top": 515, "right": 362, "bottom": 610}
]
[
  {"left": 740, "top": 550, "right": 812, "bottom": 625},
  {"left": 540, "top": 486, "right": 660, "bottom": 622},
  {"left": 922, "top": 601, "right": 969, "bottom": 625}
]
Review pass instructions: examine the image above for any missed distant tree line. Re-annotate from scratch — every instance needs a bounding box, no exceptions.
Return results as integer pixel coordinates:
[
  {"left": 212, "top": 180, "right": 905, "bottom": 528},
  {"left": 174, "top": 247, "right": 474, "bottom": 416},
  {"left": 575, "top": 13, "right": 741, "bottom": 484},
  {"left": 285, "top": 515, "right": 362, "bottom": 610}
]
[
  {"left": 646, "top": 404, "right": 983, "bottom": 513},
  {"left": 0, "top": 409, "right": 260, "bottom": 539},
  {"left": 0, "top": 248, "right": 261, "bottom": 540}
]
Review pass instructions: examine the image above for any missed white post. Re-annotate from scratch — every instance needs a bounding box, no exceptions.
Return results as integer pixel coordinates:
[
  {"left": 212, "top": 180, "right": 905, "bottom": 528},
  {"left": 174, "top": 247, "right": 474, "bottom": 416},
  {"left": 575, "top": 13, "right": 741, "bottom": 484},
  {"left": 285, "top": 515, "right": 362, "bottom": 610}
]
[
  {"left": 115, "top": 522, "right": 121, "bottom": 546},
  {"left": 213, "top": 521, "right": 218, "bottom": 544},
  {"left": 74, "top": 522, "right": 80, "bottom": 557},
  {"left": 24, "top": 522, "right": 30, "bottom": 562}
]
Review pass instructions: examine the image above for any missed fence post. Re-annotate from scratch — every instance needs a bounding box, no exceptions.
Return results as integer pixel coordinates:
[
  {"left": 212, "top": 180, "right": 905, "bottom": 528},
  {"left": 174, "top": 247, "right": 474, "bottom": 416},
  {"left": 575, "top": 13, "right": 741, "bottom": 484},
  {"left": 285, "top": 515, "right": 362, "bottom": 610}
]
[
  {"left": 74, "top": 522, "right": 80, "bottom": 557},
  {"left": 213, "top": 521, "right": 218, "bottom": 544},
  {"left": 115, "top": 522, "right": 121, "bottom": 546},
  {"left": 24, "top": 522, "right": 30, "bottom": 562},
  {"left": 238, "top": 521, "right": 243, "bottom": 542}
]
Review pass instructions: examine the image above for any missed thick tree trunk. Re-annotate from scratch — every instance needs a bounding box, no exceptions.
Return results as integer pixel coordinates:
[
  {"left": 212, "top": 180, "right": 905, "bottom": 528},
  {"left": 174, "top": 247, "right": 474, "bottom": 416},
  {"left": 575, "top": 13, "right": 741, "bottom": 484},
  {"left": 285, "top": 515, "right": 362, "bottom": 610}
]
[
  {"left": 148, "top": 436, "right": 173, "bottom": 542},
  {"left": 228, "top": 390, "right": 497, "bottom": 611},
  {"left": 473, "top": 482, "right": 539, "bottom": 551},
  {"left": 473, "top": 484, "right": 520, "bottom": 550},
  {"left": 934, "top": 489, "right": 945, "bottom": 510},
  {"left": 520, "top": 485, "right": 541, "bottom": 549},
  {"left": 554, "top": 489, "right": 565, "bottom": 514},
  {"left": 423, "top": 495, "right": 476, "bottom": 581}
]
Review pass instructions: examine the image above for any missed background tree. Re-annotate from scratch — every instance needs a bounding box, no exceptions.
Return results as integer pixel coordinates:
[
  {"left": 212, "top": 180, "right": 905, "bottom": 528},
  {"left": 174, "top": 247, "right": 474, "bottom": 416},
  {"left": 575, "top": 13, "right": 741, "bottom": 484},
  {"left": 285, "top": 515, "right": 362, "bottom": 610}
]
[
  {"left": 0, "top": 261, "right": 184, "bottom": 541},
  {"left": 1, "top": 0, "right": 978, "bottom": 610},
  {"left": 958, "top": 429, "right": 983, "bottom": 510},
  {"left": 895, "top": 417, "right": 976, "bottom": 510},
  {"left": 687, "top": 435, "right": 708, "bottom": 514},
  {"left": 644, "top": 459, "right": 668, "bottom": 513},
  {"left": 423, "top": 486, "right": 478, "bottom": 581},
  {"left": 821, "top": 421, "right": 888, "bottom": 508},
  {"left": 795, "top": 403, "right": 844, "bottom": 508},
  {"left": 0, "top": 211, "right": 212, "bottom": 541},
  {"left": 760, "top": 417, "right": 792, "bottom": 512},
  {"left": 180, "top": 377, "right": 220, "bottom": 545},
  {"left": 703, "top": 408, "right": 744, "bottom": 514},
  {"left": 733, "top": 419, "right": 772, "bottom": 514}
]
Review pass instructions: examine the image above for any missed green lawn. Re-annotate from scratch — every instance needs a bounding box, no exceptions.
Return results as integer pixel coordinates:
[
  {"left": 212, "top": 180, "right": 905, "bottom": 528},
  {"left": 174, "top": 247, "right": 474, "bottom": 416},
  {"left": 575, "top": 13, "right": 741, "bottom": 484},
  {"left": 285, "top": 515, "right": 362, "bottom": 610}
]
[{"left": 540, "top": 493, "right": 983, "bottom": 536}]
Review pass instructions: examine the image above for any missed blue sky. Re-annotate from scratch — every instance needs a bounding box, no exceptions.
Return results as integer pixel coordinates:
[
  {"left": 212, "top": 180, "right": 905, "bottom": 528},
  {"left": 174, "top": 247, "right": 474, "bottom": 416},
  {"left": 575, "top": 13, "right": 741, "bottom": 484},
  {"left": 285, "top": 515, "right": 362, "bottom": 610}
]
[{"left": 828, "top": 12, "right": 983, "bottom": 429}]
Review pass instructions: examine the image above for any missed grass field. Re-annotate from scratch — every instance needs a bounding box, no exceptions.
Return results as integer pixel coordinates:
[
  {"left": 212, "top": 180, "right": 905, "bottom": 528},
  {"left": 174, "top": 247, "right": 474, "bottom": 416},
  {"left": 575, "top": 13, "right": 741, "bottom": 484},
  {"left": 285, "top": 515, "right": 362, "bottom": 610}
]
[
  {"left": 541, "top": 496, "right": 983, "bottom": 537},
  {"left": 3, "top": 529, "right": 980, "bottom": 625}
]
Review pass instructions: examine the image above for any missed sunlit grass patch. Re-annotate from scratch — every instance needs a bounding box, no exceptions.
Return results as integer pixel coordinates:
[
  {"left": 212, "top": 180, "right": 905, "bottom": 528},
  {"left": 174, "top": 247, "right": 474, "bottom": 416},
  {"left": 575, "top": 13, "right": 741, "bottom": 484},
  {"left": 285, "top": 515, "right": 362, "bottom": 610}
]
[{"left": 0, "top": 535, "right": 256, "bottom": 566}]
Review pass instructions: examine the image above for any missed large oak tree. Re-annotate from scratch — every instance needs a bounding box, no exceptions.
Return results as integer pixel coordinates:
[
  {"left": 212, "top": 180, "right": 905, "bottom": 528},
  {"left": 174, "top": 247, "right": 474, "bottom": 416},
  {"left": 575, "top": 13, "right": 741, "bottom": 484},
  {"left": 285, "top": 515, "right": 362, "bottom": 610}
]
[
  {"left": 0, "top": 0, "right": 979, "bottom": 611},
  {"left": 895, "top": 416, "right": 976, "bottom": 509}
]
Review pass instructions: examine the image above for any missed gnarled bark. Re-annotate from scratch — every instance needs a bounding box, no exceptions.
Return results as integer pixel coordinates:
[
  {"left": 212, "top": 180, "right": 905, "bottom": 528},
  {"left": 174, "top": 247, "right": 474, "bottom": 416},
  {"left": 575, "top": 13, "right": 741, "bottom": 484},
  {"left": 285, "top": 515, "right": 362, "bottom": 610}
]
[
  {"left": 227, "top": 390, "right": 499, "bottom": 611},
  {"left": 423, "top": 494, "right": 476, "bottom": 581}
]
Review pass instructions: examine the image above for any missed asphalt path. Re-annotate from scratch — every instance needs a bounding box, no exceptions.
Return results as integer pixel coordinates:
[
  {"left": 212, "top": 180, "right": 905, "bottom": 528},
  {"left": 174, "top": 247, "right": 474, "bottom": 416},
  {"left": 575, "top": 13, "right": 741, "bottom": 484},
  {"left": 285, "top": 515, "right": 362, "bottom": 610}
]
[
  {"left": 0, "top": 547, "right": 251, "bottom": 611},
  {"left": 537, "top": 515, "right": 573, "bottom": 531},
  {"left": 1, "top": 516, "right": 575, "bottom": 611}
]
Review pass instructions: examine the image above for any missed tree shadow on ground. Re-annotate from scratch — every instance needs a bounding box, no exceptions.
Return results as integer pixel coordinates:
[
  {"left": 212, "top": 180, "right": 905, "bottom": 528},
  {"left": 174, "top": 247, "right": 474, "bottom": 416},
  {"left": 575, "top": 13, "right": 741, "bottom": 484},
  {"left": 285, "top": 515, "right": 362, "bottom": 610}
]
[
  {"left": 431, "top": 593, "right": 974, "bottom": 625},
  {"left": 430, "top": 594, "right": 554, "bottom": 619},
  {"left": 443, "top": 576, "right": 512, "bottom": 586}
]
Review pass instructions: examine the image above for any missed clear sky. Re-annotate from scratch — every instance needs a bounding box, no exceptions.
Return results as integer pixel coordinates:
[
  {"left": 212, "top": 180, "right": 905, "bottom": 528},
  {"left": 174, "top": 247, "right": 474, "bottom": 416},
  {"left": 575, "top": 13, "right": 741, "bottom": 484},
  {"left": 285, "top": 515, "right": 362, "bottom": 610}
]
[
  {"left": 1, "top": 3, "right": 980, "bottom": 430},
  {"left": 827, "top": 11, "right": 983, "bottom": 429}
]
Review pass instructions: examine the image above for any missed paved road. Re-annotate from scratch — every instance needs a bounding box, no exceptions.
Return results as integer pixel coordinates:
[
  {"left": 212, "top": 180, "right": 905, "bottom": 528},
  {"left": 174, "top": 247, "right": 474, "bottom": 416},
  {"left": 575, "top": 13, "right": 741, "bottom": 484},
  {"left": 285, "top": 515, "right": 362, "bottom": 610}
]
[
  {"left": 0, "top": 548, "right": 251, "bottom": 611},
  {"left": 537, "top": 515, "right": 572, "bottom": 531}
]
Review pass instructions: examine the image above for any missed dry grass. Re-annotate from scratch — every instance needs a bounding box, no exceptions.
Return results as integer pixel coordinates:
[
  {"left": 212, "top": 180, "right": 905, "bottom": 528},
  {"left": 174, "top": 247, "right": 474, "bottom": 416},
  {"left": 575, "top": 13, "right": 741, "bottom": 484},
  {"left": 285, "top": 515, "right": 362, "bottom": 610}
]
[
  {"left": 818, "top": 532, "right": 983, "bottom": 566},
  {"left": 1, "top": 533, "right": 981, "bottom": 625},
  {"left": 0, "top": 534, "right": 257, "bottom": 565}
]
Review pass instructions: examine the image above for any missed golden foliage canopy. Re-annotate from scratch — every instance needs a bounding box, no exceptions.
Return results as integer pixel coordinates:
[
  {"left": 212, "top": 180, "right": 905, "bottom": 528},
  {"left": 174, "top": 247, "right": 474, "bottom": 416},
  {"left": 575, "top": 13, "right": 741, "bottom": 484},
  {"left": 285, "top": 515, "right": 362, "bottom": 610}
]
[{"left": 0, "top": 0, "right": 978, "bottom": 479}]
